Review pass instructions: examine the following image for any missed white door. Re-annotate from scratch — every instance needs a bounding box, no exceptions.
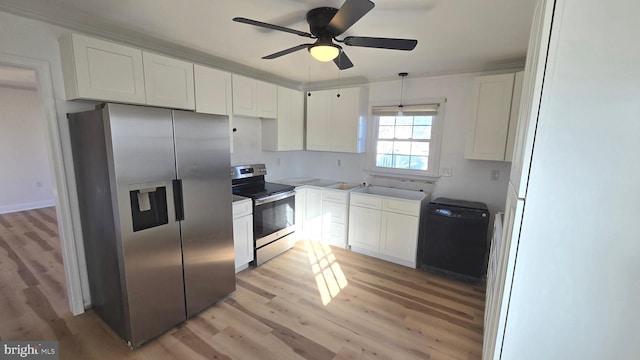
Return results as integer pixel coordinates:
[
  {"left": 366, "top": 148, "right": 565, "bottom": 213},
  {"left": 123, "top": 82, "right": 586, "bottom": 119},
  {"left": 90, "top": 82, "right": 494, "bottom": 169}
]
[
  {"left": 347, "top": 205, "right": 381, "bottom": 252},
  {"left": 232, "top": 75, "right": 257, "bottom": 117},
  {"left": 330, "top": 87, "right": 359, "bottom": 152},
  {"left": 233, "top": 214, "right": 254, "bottom": 271},
  {"left": 483, "top": 182, "right": 524, "bottom": 360},
  {"left": 509, "top": 0, "right": 554, "bottom": 198},
  {"left": 304, "top": 188, "right": 323, "bottom": 241},
  {"left": 379, "top": 211, "right": 419, "bottom": 263},
  {"left": 143, "top": 52, "right": 195, "bottom": 110},
  {"left": 306, "top": 90, "right": 332, "bottom": 151},
  {"left": 194, "top": 65, "right": 231, "bottom": 115}
]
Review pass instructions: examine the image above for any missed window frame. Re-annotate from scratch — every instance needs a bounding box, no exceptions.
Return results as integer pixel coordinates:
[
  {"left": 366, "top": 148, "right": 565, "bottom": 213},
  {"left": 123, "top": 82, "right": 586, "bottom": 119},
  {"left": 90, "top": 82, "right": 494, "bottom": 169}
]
[{"left": 366, "top": 99, "right": 446, "bottom": 179}]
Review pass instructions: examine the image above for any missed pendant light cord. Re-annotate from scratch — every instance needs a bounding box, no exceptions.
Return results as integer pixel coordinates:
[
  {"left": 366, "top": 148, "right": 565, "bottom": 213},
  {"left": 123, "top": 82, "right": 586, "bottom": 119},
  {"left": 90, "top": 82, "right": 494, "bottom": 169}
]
[{"left": 398, "top": 72, "right": 408, "bottom": 115}]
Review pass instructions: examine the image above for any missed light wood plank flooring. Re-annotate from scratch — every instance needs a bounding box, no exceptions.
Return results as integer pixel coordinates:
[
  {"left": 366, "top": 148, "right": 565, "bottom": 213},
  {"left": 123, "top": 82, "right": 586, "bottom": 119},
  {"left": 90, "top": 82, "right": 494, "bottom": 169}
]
[{"left": 0, "top": 208, "right": 485, "bottom": 359}]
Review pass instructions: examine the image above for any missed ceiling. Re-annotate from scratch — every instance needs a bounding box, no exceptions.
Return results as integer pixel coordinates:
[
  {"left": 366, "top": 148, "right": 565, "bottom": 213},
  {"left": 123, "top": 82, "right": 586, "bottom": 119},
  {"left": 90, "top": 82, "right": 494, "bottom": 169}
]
[{"left": 0, "top": 0, "right": 537, "bottom": 87}]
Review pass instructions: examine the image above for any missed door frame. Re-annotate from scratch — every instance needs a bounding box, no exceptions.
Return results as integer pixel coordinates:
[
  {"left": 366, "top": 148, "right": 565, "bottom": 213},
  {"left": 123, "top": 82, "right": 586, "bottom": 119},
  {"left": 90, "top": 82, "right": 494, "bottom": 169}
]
[{"left": 0, "top": 53, "right": 85, "bottom": 315}]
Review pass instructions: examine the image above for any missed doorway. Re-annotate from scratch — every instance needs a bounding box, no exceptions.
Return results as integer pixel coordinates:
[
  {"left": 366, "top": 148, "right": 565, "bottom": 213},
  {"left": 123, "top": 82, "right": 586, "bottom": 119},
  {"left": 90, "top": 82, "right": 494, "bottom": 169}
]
[{"left": 0, "top": 55, "right": 85, "bottom": 316}]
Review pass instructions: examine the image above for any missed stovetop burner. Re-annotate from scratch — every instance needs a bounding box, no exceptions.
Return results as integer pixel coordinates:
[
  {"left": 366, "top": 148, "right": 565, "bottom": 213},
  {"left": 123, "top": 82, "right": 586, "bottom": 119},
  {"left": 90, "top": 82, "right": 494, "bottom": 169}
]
[
  {"left": 233, "top": 182, "right": 294, "bottom": 199},
  {"left": 231, "top": 163, "right": 295, "bottom": 199}
]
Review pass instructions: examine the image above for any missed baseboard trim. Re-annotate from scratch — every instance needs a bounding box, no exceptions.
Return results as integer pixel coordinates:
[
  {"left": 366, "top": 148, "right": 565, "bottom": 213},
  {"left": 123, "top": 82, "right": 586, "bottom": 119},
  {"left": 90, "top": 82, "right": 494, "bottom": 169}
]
[{"left": 0, "top": 200, "right": 56, "bottom": 214}]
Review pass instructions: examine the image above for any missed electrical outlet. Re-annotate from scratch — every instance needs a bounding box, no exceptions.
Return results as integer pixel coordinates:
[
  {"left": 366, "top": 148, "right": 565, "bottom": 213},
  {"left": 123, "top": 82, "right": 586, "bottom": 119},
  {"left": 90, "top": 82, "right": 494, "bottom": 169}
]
[
  {"left": 491, "top": 170, "right": 500, "bottom": 181},
  {"left": 441, "top": 168, "right": 452, "bottom": 177},
  {"left": 277, "top": 157, "right": 281, "bottom": 166},
  {"left": 337, "top": 159, "right": 342, "bottom": 167},
  {"left": 36, "top": 181, "right": 43, "bottom": 188}
]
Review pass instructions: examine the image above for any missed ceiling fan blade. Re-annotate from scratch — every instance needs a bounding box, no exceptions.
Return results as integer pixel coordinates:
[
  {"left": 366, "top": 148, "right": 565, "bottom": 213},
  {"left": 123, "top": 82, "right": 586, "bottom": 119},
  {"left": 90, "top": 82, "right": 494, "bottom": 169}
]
[
  {"left": 343, "top": 36, "right": 418, "bottom": 50},
  {"left": 262, "top": 44, "right": 313, "bottom": 59},
  {"left": 233, "top": 17, "right": 313, "bottom": 38},
  {"left": 334, "top": 51, "right": 354, "bottom": 70},
  {"left": 327, "top": 0, "right": 375, "bottom": 36}
]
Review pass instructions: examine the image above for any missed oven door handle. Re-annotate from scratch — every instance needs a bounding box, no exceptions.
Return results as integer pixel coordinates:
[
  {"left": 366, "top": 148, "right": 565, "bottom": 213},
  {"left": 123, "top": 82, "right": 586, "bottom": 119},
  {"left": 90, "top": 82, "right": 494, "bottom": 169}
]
[{"left": 254, "top": 190, "right": 296, "bottom": 206}]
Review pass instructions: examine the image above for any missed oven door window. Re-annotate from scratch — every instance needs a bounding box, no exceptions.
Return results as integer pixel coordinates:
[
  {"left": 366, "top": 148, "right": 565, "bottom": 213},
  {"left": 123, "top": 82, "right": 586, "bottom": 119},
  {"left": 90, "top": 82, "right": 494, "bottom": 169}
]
[{"left": 254, "top": 195, "right": 295, "bottom": 240}]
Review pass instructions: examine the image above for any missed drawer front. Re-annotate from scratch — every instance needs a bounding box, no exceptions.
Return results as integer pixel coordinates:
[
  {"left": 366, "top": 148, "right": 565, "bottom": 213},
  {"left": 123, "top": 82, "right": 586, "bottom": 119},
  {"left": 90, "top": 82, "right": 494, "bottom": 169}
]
[
  {"left": 350, "top": 193, "right": 382, "bottom": 210},
  {"left": 382, "top": 198, "right": 420, "bottom": 216},
  {"left": 232, "top": 200, "right": 253, "bottom": 218},
  {"left": 322, "top": 201, "right": 347, "bottom": 223},
  {"left": 322, "top": 189, "right": 348, "bottom": 203}
]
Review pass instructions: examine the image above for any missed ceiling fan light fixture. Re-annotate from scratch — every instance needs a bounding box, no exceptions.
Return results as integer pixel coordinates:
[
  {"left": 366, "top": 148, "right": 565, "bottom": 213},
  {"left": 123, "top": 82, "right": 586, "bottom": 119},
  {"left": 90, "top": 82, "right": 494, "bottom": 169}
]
[{"left": 309, "top": 44, "right": 340, "bottom": 62}]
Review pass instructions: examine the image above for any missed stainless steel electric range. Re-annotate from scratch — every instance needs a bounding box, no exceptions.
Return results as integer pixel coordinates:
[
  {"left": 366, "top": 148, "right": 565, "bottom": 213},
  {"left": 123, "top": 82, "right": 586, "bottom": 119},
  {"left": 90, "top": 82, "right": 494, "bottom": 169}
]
[{"left": 231, "top": 164, "right": 296, "bottom": 266}]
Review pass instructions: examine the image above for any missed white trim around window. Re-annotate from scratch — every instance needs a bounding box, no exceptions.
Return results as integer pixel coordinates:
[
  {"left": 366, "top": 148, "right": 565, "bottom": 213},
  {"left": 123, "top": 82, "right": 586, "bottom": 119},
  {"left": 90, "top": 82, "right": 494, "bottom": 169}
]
[{"left": 366, "top": 98, "right": 446, "bottom": 180}]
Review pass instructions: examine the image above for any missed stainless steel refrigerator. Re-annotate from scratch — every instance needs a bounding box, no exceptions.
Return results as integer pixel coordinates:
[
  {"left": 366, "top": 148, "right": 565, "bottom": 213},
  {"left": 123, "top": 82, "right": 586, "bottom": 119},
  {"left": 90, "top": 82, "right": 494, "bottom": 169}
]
[{"left": 68, "top": 103, "right": 235, "bottom": 347}]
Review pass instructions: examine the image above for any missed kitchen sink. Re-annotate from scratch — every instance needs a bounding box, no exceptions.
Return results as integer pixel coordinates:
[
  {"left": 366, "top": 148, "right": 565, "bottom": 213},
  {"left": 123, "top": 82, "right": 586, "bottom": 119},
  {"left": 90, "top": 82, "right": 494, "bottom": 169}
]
[
  {"left": 352, "top": 186, "right": 427, "bottom": 201},
  {"left": 326, "top": 182, "right": 363, "bottom": 191}
]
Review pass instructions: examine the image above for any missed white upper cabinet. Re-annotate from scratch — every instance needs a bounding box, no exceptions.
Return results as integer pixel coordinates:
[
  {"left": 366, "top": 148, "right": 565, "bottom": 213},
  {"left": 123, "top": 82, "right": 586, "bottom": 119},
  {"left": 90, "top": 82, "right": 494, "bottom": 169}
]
[
  {"left": 142, "top": 52, "right": 195, "bottom": 110},
  {"left": 262, "top": 86, "right": 304, "bottom": 151},
  {"left": 465, "top": 72, "right": 523, "bottom": 161},
  {"left": 194, "top": 64, "right": 232, "bottom": 115},
  {"left": 232, "top": 74, "right": 256, "bottom": 117},
  {"left": 59, "top": 33, "right": 146, "bottom": 104},
  {"left": 306, "top": 90, "right": 332, "bottom": 151},
  {"left": 306, "top": 87, "right": 367, "bottom": 153},
  {"left": 232, "top": 75, "right": 277, "bottom": 118},
  {"left": 256, "top": 81, "right": 278, "bottom": 118}
]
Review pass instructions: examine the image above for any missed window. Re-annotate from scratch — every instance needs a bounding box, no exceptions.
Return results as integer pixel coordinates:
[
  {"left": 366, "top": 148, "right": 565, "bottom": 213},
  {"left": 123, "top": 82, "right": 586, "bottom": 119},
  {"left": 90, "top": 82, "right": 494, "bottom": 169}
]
[{"left": 369, "top": 103, "right": 444, "bottom": 178}]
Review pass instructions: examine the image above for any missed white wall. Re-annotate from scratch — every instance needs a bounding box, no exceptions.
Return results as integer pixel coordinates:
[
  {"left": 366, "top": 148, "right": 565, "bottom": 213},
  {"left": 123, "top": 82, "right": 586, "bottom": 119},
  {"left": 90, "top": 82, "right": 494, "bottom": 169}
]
[
  {"left": 230, "top": 116, "right": 304, "bottom": 181},
  {"left": 0, "top": 10, "right": 99, "bottom": 309},
  {"left": 297, "top": 74, "right": 514, "bottom": 215},
  {"left": 501, "top": 0, "right": 640, "bottom": 358},
  {"left": 0, "top": 86, "right": 55, "bottom": 213}
]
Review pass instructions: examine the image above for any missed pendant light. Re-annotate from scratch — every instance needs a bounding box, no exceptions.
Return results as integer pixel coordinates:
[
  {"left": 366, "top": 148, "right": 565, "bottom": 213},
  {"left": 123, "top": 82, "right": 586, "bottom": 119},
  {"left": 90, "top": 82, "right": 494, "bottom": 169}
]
[{"left": 397, "top": 72, "right": 408, "bottom": 116}]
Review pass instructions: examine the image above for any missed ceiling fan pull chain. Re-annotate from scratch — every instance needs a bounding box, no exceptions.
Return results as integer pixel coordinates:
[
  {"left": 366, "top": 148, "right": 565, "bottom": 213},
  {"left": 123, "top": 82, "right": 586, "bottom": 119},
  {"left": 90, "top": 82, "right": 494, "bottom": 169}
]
[
  {"left": 337, "top": 49, "right": 342, "bottom": 98},
  {"left": 308, "top": 55, "right": 312, "bottom": 97}
]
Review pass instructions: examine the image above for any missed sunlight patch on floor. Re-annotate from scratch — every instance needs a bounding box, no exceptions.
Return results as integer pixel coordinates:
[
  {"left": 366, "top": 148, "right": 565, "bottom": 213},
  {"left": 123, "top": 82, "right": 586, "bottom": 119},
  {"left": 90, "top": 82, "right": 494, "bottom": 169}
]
[{"left": 304, "top": 241, "right": 348, "bottom": 305}]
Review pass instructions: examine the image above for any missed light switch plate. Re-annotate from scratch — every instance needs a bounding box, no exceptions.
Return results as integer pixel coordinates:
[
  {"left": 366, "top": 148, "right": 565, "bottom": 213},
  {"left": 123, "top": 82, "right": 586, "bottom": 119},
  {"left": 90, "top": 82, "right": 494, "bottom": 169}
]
[{"left": 441, "top": 168, "right": 452, "bottom": 177}]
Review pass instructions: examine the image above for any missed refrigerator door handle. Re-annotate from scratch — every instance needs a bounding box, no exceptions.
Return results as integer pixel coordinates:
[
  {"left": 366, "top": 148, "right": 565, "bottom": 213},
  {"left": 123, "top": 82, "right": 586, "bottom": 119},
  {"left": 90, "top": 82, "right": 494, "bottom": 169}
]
[{"left": 172, "top": 179, "right": 185, "bottom": 221}]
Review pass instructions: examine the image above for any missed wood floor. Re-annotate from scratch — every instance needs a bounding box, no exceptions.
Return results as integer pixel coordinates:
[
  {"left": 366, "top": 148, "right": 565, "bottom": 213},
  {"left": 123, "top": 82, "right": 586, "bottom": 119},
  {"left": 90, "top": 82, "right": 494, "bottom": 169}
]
[{"left": 0, "top": 208, "right": 486, "bottom": 359}]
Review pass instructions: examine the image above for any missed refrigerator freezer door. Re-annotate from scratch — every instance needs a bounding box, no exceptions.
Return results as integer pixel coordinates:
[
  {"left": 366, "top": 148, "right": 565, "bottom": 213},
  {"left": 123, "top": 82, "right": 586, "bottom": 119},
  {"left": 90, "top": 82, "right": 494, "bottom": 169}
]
[
  {"left": 173, "top": 110, "right": 236, "bottom": 316},
  {"left": 106, "top": 104, "right": 186, "bottom": 345}
]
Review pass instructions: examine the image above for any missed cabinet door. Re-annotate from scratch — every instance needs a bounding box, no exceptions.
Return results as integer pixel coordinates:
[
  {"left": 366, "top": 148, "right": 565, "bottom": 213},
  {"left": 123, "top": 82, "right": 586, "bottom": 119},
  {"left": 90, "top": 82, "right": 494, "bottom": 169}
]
[
  {"left": 194, "top": 65, "right": 231, "bottom": 115},
  {"left": 256, "top": 80, "right": 278, "bottom": 119},
  {"left": 379, "top": 211, "right": 419, "bottom": 264},
  {"left": 295, "top": 188, "right": 306, "bottom": 239},
  {"left": 290, "top": 90, "right": 305, "bottom": 150},
  {"left": 232, "top": 74, "right": 257, "bottom": 117},
  {"left": 347, "top": 205, "right": 381, "bottom": 252},
  {"left": 233, "top": 214, "right": 254, "bottom": 272},
  {"left": 305, "top": 188, "right": 323, "bottom": 241},
  {"left": 306, "top": 90, "right": 332, "bottom": 151},
  {"left": 505, "top": 71, "right": 524, "bottom": 162},
  {"left": 465, "top": 73, "right": 515, "bottom": 161},
  {"left": 59, "top": 33, "right": 146, "bottom": 104},
  {"left": 321, "top": 200, "right": 348, "bottom": 247},
  {"left": 331, "top": 87, "right": 360, "bottom": 153},
  {"left": 143, "top": 52, "right": 195, "bottom": 110}
]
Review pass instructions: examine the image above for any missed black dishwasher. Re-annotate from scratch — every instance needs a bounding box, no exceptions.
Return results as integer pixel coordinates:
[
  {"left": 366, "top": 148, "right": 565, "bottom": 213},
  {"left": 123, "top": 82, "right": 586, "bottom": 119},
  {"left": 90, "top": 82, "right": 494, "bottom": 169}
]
[{"left": 417, "top": 198, "right": 489, "bottom": 282}]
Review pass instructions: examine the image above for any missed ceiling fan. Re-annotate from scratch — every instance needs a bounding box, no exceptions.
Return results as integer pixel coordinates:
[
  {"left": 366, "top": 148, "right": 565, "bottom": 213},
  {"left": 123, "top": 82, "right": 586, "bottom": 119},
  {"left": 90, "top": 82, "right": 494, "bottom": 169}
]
[{"left": 233, "top": 0, "right": 418, "bottom": 70}]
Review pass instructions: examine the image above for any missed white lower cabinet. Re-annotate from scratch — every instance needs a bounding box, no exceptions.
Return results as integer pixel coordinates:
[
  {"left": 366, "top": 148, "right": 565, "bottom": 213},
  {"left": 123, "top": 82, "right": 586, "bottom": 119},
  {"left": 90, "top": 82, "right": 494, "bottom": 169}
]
[
  {"left": 232, "top": 198, "right": 253, "bottom": 272},
  {"left": 320, "top": 189, "right": 349, "bottom": 248},
  {"left": 347, "top": 205, "right": 381, "bottom": 252},
  {"left": 379, "top": 211, "right": 419, "bottom": 261},
  {"left": 348, "top": 190, "right": 427, "bottom": 268},
  {"left": 295, "top": 186, "right": 352, "bottom": 248},
  {"left": 304, "top": 188, "right": 323, "bottom": 241}
]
